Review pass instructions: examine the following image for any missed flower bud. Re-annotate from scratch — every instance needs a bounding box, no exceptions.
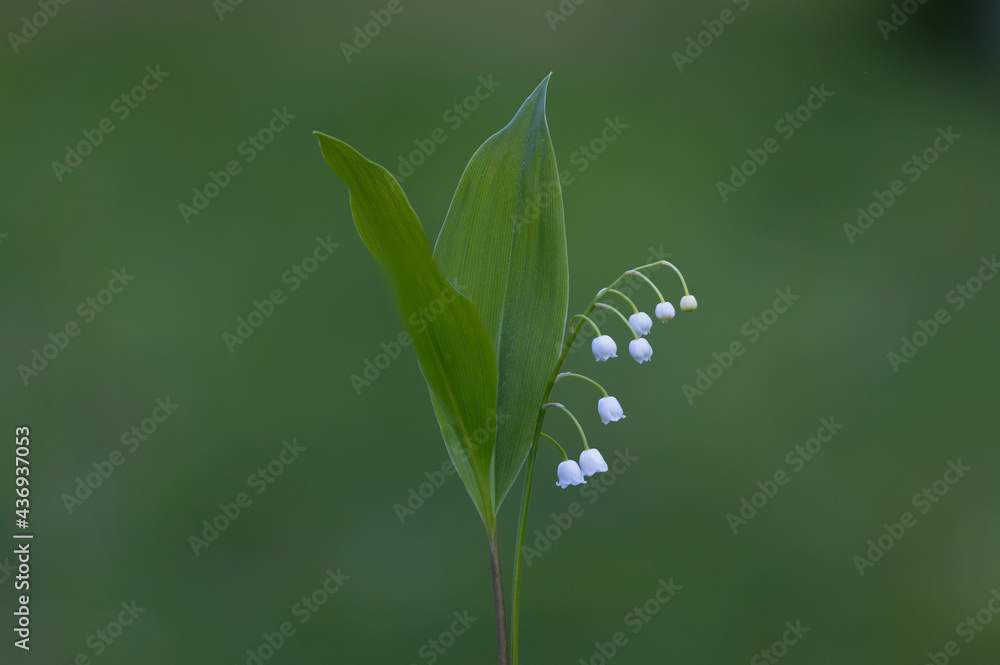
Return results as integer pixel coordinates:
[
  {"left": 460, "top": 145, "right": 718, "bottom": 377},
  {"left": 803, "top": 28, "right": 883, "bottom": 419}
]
[
  {"left": 655, "top": 301, "right": 675, "bottom": 322},
  {"left": 628, "top": 312, "right": 653, "bottom": 336}
]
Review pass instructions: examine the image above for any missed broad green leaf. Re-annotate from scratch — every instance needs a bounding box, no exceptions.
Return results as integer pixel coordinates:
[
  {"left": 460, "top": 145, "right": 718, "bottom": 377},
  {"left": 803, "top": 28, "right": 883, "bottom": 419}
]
[
  {"left": 433, "top": 75, "right": 569, "bottom": 508},
  {"left": 316, "top": 133, "right": 498, "bottom": 526}
]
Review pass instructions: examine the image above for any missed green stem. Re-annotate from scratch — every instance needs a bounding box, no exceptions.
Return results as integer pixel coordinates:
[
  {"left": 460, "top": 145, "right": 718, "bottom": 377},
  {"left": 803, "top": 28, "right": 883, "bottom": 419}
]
[
  {"left": 602, "top": 288, "right": 639, "bottom": 314},
  {"left": 510, "top": 263, "right": 654, "bottom": 664},
  {"left": 540, "top": 432, "right": 569, "bottom": 460},
  {"left": 543, "top": 402, "right": 589, "bottom": 450},
  {"left": 625, "top": 269, "right": 665, "bottom": 302},
  {"left": 555, "top": 371, "right": 609, "bottom": 397},
  {"left": 570, "top": 313, "right": 602, "bottom": 337},
  {"left": 594, "top": 303, "right": 639, "bottom": 339},
  {"left": 489, "top": 526, "right": 509, "bottom": 665},
  {"left": 652, "top": 260, "right": 691, "bottom": 296},
  {"left": 510, "top": 437, "right": 538, "bottom": 665}
]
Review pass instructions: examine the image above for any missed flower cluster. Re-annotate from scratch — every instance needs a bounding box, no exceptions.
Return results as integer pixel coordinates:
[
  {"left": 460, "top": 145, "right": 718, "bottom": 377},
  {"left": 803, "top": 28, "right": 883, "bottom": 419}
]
[
  {"left": 543, "top": 260, "right": 698, "bottom": 488},
  {"left": 589, "top": 282, "right": 697, "bottom": 364}
]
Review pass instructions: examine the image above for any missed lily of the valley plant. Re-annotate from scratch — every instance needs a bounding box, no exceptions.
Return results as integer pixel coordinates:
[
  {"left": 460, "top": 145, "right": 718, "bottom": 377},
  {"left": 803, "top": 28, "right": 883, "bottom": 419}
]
[{"left": 317, "top": 75, "right": 699, "bottom": 665}]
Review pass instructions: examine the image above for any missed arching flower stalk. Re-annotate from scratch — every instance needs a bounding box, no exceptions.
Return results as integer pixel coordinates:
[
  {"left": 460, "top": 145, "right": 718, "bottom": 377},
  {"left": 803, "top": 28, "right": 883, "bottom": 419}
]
[{"left": 511, "top": 257, "right": 699, "bottom": 664}]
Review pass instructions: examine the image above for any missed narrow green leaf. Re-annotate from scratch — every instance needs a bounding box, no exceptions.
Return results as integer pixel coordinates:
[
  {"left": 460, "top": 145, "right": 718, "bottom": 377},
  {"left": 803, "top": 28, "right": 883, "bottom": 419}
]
[
  {"left": 316, "top": 133, "right": 498, "bottom": 526},
  {"left": 432, "top": 75, "right": 569, "bottom": 509}
]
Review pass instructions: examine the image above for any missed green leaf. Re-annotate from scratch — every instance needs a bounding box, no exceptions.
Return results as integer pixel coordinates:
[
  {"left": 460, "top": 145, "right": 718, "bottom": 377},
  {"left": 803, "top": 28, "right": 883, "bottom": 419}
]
[
  {"left": 316, "top": 133, "right": 499, "bottom": 527},
  {"left": 433, "top": 75, "right": 569, "bottom": 509}
]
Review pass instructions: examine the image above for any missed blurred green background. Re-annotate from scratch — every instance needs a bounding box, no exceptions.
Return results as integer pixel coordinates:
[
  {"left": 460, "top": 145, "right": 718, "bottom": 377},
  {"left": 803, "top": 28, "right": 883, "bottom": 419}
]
[{"left": 2, "top": 0, "right": 999, "bottom": 663}]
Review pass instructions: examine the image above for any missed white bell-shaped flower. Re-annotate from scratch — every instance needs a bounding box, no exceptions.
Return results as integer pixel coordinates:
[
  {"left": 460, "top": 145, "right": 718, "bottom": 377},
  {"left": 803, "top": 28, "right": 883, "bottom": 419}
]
[
  {"left": 597, "top": 396, "right": 625, "bottom": 424},
  {"left": 579, "top": 449, "right": 609, "bottom": 477},
  {"left": 556, "top": 460, "right": 586, "bottom": 488},
  {"left": 680, "top": 295, "right": 698, "bottom": 311},
  {"left": 629, "top": 338, "right": 653, "bottom": 364},
  {"left": 591, "top": 335, "right": 617, "bottom": 361},
  {"left": 655, "top": 301, "right": 675, "bottom": 322},
  {"left": 628, "top": 312, "right": 653, "bottom": 336}
]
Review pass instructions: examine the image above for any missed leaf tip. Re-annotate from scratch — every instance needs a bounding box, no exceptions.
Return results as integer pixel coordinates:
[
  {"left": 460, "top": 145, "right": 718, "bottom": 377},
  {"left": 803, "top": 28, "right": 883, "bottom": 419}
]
[
  {"left": 501, "top": 74, "right": 553, "bottom": 137},
  {"left": 531, "top": 73, "right": 552, "bottom": 107}
]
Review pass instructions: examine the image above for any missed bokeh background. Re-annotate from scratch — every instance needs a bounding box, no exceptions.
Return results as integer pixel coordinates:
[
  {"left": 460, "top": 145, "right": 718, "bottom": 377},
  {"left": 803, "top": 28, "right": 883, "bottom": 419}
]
[{"left": 2, "top": 0, "right": 1000, "bottom": 663}]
